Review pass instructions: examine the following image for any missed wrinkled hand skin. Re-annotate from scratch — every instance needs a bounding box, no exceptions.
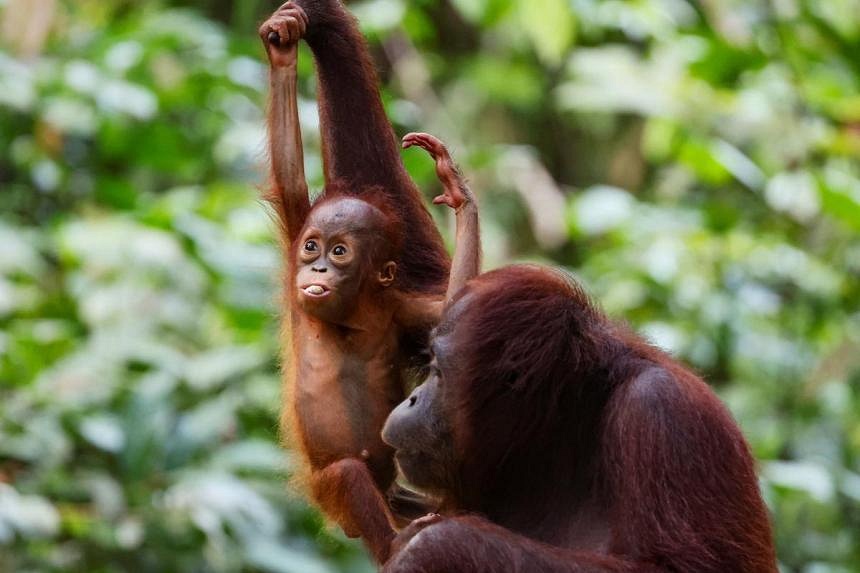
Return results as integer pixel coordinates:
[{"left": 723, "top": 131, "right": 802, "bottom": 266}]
[
  {"left": 402, "top": 132, "right": 472, "bottom": 211},
  {"left": 388, "top": 513, "right": 445, "bottom": 558},
  {"left": 258, "top": 2, "right": 308, "bottom": 68}
]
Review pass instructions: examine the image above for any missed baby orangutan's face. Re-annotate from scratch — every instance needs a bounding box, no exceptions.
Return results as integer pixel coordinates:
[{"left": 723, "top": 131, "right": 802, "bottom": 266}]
[{"left": 295, "top": 197, "right": 396, "bottom": 323}]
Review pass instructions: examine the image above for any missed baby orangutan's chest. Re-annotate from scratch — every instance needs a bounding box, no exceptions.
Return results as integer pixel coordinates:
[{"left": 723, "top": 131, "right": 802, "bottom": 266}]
[{"left": 293, "top": 328, "right": 406, "bottom": 466}]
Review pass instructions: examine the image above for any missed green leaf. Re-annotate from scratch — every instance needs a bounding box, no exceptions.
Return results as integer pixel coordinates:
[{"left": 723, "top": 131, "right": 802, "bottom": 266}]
[{"left": 519, "top": 0, "right": 575, "bottom": 66}]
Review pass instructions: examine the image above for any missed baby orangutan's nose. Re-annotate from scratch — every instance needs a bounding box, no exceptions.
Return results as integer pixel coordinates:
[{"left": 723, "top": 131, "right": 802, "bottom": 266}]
[{"left": 312, "top": 265, "right": 327, "bottom": 273}]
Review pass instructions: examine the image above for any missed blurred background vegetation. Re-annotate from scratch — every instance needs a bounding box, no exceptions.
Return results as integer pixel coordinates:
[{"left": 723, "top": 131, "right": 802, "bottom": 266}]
[{"left": 0, "top": 0, "right": 858, "bottom": 571}]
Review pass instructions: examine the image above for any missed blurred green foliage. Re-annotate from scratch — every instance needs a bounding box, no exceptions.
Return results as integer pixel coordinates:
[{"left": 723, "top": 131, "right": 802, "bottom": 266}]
[{"left": 0, "top": 0, "right": 858, "bottom": 571}]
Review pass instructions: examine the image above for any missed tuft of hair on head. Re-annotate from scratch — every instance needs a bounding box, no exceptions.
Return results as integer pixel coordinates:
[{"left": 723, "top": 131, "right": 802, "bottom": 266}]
[
  {"left": 444, "top": 265, "right": 612, "bottom": 494},
  {"left": 456, "top": 265, "right": 601, "bottom": 388},
  {"left": 314, "top": 178, "right": 450, "bottom": 295}
]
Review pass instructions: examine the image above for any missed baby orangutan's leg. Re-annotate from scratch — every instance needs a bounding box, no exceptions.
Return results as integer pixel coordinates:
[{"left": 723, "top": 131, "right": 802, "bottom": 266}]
[{"left": 310, "top": 458, "right": 396, "bottom": 564}]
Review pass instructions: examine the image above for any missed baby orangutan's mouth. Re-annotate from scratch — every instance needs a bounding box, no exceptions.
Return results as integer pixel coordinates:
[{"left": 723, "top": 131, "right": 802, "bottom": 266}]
[{"left": 301, "top": 284, "right": 331, "bottom": 297}]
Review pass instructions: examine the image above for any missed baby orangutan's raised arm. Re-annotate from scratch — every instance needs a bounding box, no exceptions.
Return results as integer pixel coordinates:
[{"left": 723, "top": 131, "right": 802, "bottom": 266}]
[
  {"left": 401, "top": 132, "right": 481, "bottom": 310},
  {"left": 259, "top": 3, "right": 309, "bottom": 242}
]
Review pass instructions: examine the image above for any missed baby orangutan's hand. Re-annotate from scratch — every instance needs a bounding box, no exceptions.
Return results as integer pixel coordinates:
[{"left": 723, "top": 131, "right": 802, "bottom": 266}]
[
  {"left": 402, "top": 133, "right": 472, "bottom": 211},
  {"left": 259, "top": 2, "right": 308, "bottom": 68}
]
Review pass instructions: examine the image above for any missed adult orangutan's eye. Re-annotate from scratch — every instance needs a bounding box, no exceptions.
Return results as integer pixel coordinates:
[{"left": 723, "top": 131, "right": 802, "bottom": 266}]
[
  {"left": 304, "top": 240, "right": 318, "bottom": 252},
  {"left": 332, "top": 245, "right": 347, "bottom": 256}
]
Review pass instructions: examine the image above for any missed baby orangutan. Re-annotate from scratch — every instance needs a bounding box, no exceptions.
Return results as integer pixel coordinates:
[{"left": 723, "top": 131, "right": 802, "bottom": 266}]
[{"left": 259, "top": 2, "right": 480, "bottom": 563}]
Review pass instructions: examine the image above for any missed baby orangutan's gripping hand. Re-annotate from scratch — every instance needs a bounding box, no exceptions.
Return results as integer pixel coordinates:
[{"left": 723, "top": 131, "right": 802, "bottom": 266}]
[{"left": 259, "top": 2, "right": 308, "bottom": 68}]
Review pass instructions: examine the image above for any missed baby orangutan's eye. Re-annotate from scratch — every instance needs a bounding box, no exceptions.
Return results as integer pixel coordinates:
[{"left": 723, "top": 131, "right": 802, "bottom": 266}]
[
  {"left": 304, "top": 240, "right": 318, "bottom": 252},
  {"left": 332, "top": 245, "right": 347, "bottom": 256}
]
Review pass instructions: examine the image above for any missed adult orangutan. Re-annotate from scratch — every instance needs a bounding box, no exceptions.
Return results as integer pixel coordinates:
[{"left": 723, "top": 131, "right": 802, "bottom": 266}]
[
  {"left": 258, "top": 1, "right": 480, "bottom": 563},
  {"left": 382, "top": 265, "right": 778, "bottom": 572}
]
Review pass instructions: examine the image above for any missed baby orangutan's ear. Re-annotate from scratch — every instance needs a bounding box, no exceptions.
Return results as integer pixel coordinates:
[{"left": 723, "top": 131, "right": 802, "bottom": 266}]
[{"left": 378, "top": 261, "right": 397, "bottom": 287}]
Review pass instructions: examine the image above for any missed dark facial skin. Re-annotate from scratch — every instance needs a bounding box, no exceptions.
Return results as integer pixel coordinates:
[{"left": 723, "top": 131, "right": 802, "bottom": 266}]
[
  {"left": 382, "top": 354, "right": 452, "bottom": 494},
  {"left": 382, "top": 296, "right": 472, "bottom": 496},
  {"left": 295, "top": 197, "right": 396, "bottom": 323}
]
